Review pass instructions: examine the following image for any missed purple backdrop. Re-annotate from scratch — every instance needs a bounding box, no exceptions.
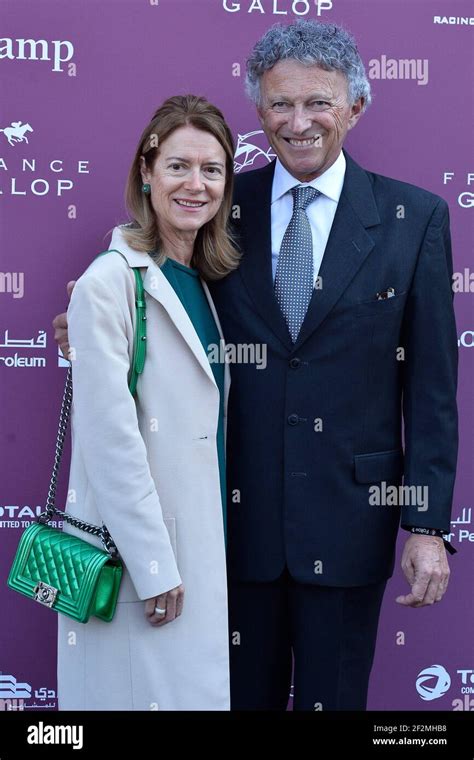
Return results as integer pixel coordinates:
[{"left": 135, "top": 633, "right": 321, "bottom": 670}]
[{"left": 1, "top": 0, "right": 473, "bottom": 712}]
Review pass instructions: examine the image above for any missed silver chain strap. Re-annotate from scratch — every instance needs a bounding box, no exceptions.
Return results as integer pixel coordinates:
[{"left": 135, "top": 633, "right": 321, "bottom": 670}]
[{"left": 37, "top": 366, "right": 119, "bottom": 559}]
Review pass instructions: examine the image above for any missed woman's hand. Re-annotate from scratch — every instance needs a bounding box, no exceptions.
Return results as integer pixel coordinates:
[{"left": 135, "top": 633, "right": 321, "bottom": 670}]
[{"left": 144, "top": 584, "right": 185, "bottom": 627}]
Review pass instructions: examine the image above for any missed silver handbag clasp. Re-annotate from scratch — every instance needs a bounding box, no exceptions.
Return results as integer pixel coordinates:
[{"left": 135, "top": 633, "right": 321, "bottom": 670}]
[{"left": 33, "top": 582, "right": 58, "bottom": 607}]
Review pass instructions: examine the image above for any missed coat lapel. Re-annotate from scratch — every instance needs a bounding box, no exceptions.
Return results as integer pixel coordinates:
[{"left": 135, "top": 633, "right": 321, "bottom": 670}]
[
  {"left": 144, "top": 262, "right": 218, "bottom": 388},
  {"left": 108, "top": 228, "right": 217, "bottom": 388},
  {"left": 201, "top": 279, "right": 231, "bottom": 415}
]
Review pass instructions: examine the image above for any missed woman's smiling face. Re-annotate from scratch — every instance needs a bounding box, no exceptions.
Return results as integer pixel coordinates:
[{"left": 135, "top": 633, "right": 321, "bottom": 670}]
[{"left": 140, "top": 124, "right": 227, "bottom": 239}]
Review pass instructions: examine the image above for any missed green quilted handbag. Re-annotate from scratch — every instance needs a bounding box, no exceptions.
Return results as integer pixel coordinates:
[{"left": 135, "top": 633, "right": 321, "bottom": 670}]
[{"left": 7, "top": 249, "right": 147, "bottom": 623}]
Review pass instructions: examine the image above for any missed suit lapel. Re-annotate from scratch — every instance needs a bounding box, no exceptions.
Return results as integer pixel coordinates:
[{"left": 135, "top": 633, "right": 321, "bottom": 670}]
[
  {"left": 236, "top": 151, "right": 381, "bottom": 353},
  {"left": 236, "top": 160, "right": 294, "bottom": 351},
  {"left": 294, "top": 153, "right": 381, "bottom": 350}
]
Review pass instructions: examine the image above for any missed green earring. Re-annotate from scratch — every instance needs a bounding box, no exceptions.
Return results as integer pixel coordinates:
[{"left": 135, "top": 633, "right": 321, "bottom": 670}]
[{"left": 142, "top": 183, "right": 151, "bottom": 194}]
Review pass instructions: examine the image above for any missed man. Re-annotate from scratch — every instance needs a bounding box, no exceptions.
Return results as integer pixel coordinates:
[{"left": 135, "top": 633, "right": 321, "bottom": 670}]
[{"left": 53, "top": 21, "right": 457, "bottom": 710}]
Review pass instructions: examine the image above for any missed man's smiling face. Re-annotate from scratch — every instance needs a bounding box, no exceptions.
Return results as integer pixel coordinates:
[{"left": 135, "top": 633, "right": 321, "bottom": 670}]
[{"left": 257, "top": 59, "right": 364, "bottom": 182}]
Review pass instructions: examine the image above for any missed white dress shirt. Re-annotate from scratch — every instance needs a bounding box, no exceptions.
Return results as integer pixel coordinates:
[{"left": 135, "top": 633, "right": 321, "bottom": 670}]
[{"left": 271, "top": 150, "right": 346, "bottom": 284}]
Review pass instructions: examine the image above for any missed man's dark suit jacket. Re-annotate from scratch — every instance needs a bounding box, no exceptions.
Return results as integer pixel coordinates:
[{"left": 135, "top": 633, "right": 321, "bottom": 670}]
[{"left": 209, "top": 150, "right": 458, "bottom": 587}]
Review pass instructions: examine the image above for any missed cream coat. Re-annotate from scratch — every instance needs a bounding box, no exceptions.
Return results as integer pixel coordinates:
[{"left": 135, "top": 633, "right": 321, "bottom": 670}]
[{"left": 57, "top": 227, "right": 230, "bottom": 710}]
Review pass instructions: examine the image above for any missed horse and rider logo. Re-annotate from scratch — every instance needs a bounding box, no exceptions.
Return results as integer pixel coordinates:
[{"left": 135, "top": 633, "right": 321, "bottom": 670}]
[
  {"left": 0, "top": 121, "right": 34, "bottom": 146},
  {"left": 233, "top": 130, "right": 275, "bottom": 172}
]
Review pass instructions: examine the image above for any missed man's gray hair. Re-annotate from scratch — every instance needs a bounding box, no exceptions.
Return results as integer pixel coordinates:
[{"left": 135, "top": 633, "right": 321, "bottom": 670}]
[{"left": 245, "top": 20, "right": 371, "bottom": 111}]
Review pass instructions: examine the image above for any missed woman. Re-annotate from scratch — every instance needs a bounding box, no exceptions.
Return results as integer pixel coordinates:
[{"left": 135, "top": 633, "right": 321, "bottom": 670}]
[{"left": 57, "top": 95, "right": 240, "bottom": 710}]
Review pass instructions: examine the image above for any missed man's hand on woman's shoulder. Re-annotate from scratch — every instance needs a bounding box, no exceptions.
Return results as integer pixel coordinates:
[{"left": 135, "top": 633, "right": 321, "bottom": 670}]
[{"left": 52, "top": 280, "right": 75, "bottom": 359}]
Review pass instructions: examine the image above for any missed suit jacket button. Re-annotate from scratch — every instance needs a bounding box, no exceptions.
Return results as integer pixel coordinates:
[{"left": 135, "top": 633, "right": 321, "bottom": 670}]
[
  {"left": 287, "top": 414, "right": 299, "bottom": 426},
  {"left": 289, "top": 358, "right": 301, "bottom": 369}
]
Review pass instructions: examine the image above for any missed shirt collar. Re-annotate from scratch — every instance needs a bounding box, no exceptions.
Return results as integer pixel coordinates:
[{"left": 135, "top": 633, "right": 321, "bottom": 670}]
[{"left": 271, "top": 150, "right": 346, "bottom": 204}]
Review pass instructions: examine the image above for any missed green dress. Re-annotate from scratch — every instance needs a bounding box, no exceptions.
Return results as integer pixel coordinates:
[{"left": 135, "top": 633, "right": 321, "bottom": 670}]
[{"left": 160, "top": 257, "right": 227, "bottom": 545}]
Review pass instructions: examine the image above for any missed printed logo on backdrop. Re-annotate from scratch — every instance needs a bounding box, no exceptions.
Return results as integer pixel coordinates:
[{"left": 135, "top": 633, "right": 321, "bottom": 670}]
[
  {"left": 443, "top": 170, "right": 474, "bottom": 209},
  {"left": 0, "top": 121, "right": 33, "bottom": 146},
  {"left": 222, "top": 0, "right": 333, "bottom": 16},
  {"left": 234, "top": 130, "right": 275, "bottom": 173},
  {"left": 458, "top": 331, "right": 474, "bottom": 349},
  {"left": 0, "top": 673, "right": 56, "bottom": 711},
  {"left": 0, "top": 329, "right": 47, "bottom": 369},
  {"left": 416, "top": 666, "right": 474, "bottom": 711},
  {"left": 433, "top": 15, "right": 474, "bottom": 26},
  {"left": 444, "top": 168, "right": 473, "bottom": 355},
  {"left": 416, "top": 665, "right": 451, "bottom": 701},
  {"left": 0, "top": 38, "right": 75, "bottom": 73},
  {"left": 453, "top": 669, "right": 474, "bottom": 711},
  {"left": 0, "top": 502, "right": 58, "bottom": 529},
  {"left": 0, "top": 120, "right": 90, "bottom": 200},
  {"left": 445, "top": 507, "right": 474, "bottom": 546},
  {"left": 457, "top": 192, "right": 474, "bottom": 208}
]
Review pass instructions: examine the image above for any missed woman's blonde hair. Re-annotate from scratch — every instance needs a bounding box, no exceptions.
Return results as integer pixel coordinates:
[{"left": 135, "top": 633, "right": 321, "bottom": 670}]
[{"left": 122, "top": 94, "right": 241, "bottom": 280}]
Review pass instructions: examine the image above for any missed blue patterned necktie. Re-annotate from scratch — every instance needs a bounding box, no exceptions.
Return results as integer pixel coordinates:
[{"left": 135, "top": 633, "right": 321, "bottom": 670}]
[{"left": 274, "top": 185, "right": 321, "bottom": 343}]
